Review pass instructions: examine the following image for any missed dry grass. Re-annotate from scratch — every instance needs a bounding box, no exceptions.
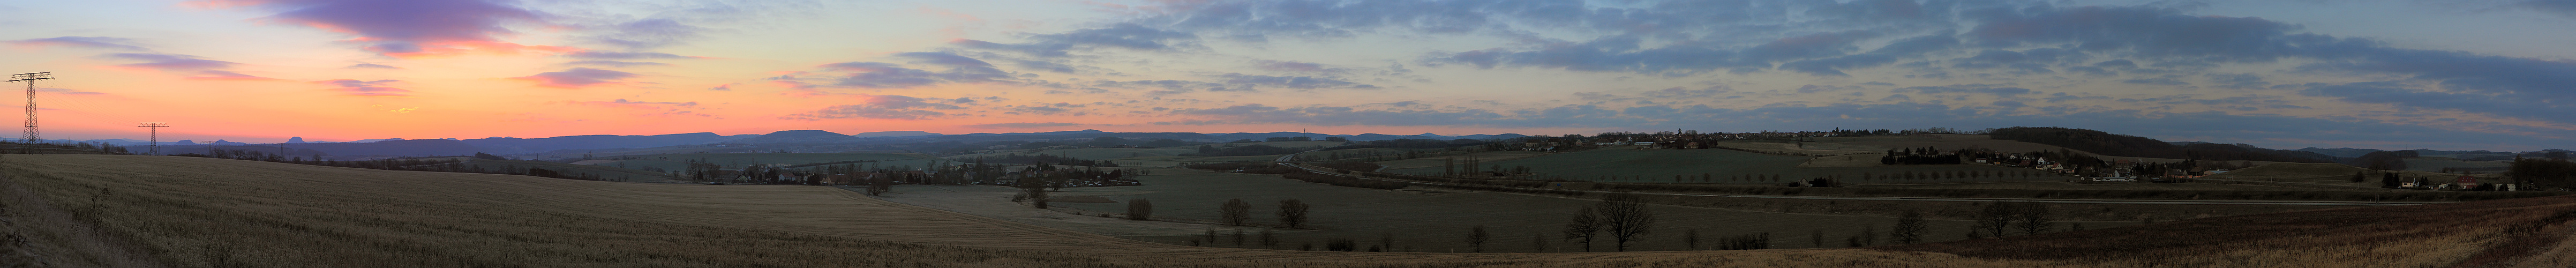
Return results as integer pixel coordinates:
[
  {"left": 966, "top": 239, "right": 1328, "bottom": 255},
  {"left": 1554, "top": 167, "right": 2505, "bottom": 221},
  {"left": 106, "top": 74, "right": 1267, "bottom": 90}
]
[
  {"left": 1881, "top": 195, "right": 2576, "bottom": 267},
  {"left": 0, "top": 154, "right": 2039, "bottom": 267},
  {"left": 3, "top": 154, "right": 2564, "bottom": 267}
]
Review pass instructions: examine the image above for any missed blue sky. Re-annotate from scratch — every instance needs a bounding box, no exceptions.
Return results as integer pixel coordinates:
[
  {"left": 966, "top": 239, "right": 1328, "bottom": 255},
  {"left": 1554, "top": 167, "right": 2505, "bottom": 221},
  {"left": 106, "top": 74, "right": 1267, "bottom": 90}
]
[{"left": 1, "top": 0, "right": 2572, "bottom": 151}]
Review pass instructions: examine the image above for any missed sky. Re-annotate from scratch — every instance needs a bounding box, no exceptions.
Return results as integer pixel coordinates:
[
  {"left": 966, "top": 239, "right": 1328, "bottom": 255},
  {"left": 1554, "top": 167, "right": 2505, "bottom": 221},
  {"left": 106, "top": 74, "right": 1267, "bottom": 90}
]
[{"left": 1, "top": 0, "right": 2572, "bottom": 151}]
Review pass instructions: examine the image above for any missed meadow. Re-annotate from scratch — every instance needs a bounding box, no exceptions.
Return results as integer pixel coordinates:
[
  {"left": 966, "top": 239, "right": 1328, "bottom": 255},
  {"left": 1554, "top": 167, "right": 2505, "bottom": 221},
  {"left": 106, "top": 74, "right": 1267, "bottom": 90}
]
[
  {"left": 5, "top": 154, "right": 2569, "bottom": 267},
  {"left": 1031, "top": 168, "right": 2007, "bottom": 252},
  {"left": 424, "top": 157, "right": 681, "bottom": 182},
  {"left": 591, "top": 152, "right": 941, "bottom": 171},
  {"left": 1384, "top": 148, "right": 2059, "bottom": 184}
]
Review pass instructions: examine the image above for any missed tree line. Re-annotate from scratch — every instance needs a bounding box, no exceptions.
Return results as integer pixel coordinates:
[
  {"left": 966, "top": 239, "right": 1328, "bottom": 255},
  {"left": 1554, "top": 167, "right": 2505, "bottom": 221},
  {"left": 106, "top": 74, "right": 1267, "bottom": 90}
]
[{"left": 176, "top": 149, "right": 620, "bottom": 181}]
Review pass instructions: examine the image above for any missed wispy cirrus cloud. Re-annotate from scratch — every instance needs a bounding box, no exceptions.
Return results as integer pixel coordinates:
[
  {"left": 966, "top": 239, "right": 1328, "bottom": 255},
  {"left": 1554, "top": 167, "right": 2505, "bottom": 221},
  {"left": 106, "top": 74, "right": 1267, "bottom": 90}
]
[
  {"left": 314, "top": 79, "right": 411, "bottom": 97},
  {"left": 100, "top": 53, "right": 287, "bottom": 81},
  {"left": 6, "top": 36, "right": 147, "bottom": 51},
  {"left": 564, "top": 99, "right": 708, "bottom": 117},
  {"left": 964, "top": 122, "right": 1081, "bottom": 129},
  {"left": 511, "top": 68, "right": 638, "bottom": 88},
  {"left": 953, "top": 23, "right": 1199, "bottom": 57},
  {"left": 775, "top": 51, "right": 1013, "bottom": 89},
  {"left": 779, "top": 94, "right": 967, "bottom": 121},
  {"left": 189, "top": 0, "right": 575, "bottom": 57}
]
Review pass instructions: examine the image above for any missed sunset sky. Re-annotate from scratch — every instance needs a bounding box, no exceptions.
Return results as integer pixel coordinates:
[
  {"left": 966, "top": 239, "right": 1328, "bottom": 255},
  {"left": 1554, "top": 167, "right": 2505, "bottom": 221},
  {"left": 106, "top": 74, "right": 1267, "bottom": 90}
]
[{"left": 3, "top": 0, "right": 2573, "bottom": 151}]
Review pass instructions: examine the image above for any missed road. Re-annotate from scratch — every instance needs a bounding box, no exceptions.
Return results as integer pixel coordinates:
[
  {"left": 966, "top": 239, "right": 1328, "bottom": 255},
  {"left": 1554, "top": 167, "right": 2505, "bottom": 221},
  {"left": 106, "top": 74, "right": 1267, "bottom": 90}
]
[{"left": 1273, "top": 149, "right": 2437, "bottom": 206}]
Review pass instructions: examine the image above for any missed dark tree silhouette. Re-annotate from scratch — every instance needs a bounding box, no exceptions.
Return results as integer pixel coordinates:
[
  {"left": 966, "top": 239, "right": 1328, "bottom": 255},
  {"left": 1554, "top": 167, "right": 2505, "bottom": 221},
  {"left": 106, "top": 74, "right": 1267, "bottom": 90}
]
[
  {"left": 1219, "top": 198, "right": 1252, "bottom": 226},
  {"left": 1596, "top": 192, "right": 1656, "bottom": 251},
  {"left": 1891, "top": 210, "right": 1928, "bottom": 244},
  {"left": 2016, "top": 204, "right": 2055, "bottom": 235},
  {"left": 1973, "top": 202, "right": 2016, "bottom": 238},
  {"left": 1562, "top": 206, "right": 1601, "bottom": 252},
  {"left": 1466, "top": 225, "right": 1490, "bottom": 252},
  {"left": 1274, "top": 199, "right": 1310, "bottom": 228},
  {"left": 1126, "top": 198, "right": 1153, "bottom": 220}
]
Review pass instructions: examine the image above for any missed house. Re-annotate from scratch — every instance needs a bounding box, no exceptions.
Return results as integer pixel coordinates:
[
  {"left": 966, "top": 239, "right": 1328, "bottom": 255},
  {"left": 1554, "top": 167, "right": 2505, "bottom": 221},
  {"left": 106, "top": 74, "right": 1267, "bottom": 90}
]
[{"left": 2455, "top": 176, "right": 2480, "bottom": 189}]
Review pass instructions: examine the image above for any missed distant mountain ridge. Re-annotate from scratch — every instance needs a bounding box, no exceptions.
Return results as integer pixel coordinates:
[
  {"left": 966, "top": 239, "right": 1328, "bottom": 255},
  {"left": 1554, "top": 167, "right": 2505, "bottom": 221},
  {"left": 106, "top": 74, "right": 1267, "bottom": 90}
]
[
  {"left": 96, "top": 127, "right": 2550, "bottom": 162},
  {"left": 460, "top": 132, "right": 738, "bottom": 154}
]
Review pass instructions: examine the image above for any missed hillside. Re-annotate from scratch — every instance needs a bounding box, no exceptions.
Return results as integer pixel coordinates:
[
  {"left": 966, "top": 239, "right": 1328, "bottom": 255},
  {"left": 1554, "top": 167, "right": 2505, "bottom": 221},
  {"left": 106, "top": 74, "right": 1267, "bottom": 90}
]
[
  {"left": 2213, "top": 162, "right": 2371, "bottom": 180},
  {"left": 460, "top": 132, "right": 738, "bottom": 153},
  {"left": 734, "top": 130, "right": 865, "bottom": 144},
  {"left": 1986, "top": 127, "right": 2339, "bottom": 163}
]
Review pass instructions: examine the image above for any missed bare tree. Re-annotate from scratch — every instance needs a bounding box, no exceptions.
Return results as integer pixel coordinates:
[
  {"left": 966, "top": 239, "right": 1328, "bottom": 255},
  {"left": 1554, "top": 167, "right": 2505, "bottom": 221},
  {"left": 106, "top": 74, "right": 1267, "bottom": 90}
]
[
  {"left": 1847, "top": 224, "right": 1877, "bottom": 247},
  {"left": 1683, "top": 229, "right": 1702, "bottom": 250},
  {"left": 1562, "top": 206, "right": 1601, "bottom": 252},
  {"left": 1378, "top": 232, "right": 1395, "bottom": 252},
  {"left": 1596, "top": 192, "right": 1655, "bottom": 251},
  {"left": 1126, "top": 198, "right": 1153, "bottom": 220},
  {"left": 1975, "top": 202, "right": 2019, "bottom": 238},
  {"left": 1891, "top": 210, "right": 1927, "bottom": 244},
  {"left": 1220, "top": 198, "right": 1252, "bottom": 226},
  {"left": 2016, "top": 204, "right": 2054, "bottom": 235},
  {"left": 1466, "top": 225, "right": 1490, "bottom": 252},
  {"left": 1530, "top": 232, "right": 1549, "bottom": 252},
  {"left": 1275, "top": 199, "right": 1310, "bottom": 228},
  {"left": 1809, "top": 228, "right": 1826, "bottom": 248},
  {"left": 1259, "top": 229, "right": 1279, "bottom": 249},
  {"left": 867, "top": 177, "right": 893, "bottom": 196}
]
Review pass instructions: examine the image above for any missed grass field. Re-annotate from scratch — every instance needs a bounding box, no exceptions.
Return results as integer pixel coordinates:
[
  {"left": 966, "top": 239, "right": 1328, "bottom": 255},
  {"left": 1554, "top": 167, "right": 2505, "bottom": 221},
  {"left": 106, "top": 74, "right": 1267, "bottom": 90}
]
[
  {"left": 2401, "top": 157, "right": 2510, "bottom": 172},
  {"left": 1852, "top": 181, "right": 2344, "bottom": 191},
  {"left": 1711, "top": 140, "right": 1876, "bottom": 155},
  {"left": 1031, "top": 168, "right": 2002, "bottom": 252},
  {"left": 946, "top": 147, "right": 1200, "bottom": 161},
  {"left": 450, "top": 158, "right": 679, "bottom": 182},
  {"left": 0, "top": 154, "right": 2079, "bottom": 267},
  {"left": 592, "top": 153, "right": 940, "bottom": 170},
  {"left": 1117, "top": 155, "right": 1292, "bottom": 167},
  {"left": 2201, "top": 162, "right": 2509, "bottom": 189},
  {"left": 7, "top": 154, "right": 2567, "bottom": 267},
  {"left": 1369, "top": 151, "right": 1552, "bottom": 170},
  {"left": 1387, "top": 148, "right": 2060, "bottom": 184},
  {"left": 1883, "top": 194, "right": 2576, "bottom": 267},
  {"left": 1798, "top": 134, "right": 2074, "bottom": 154}
]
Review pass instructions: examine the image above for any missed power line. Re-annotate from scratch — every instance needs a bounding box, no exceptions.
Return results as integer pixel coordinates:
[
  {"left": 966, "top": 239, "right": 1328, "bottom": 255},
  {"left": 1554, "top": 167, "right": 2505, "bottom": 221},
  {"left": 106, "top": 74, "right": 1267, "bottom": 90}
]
[
  {"left": 6, "top": 72, "right": 55, "bottom": 144},
  {"left": 138, "top": 122, "right": 168, "bottom": 155}
]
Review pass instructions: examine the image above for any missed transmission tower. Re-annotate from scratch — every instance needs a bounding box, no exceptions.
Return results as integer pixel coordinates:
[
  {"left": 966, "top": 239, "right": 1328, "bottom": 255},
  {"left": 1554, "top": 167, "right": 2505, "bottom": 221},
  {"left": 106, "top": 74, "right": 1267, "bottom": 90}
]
[
  {"left": 5, "top": 72, "right": 53, "bottom": 144},
  {"left": 138, "top": 123, "right": 168, "bottom": 155}
]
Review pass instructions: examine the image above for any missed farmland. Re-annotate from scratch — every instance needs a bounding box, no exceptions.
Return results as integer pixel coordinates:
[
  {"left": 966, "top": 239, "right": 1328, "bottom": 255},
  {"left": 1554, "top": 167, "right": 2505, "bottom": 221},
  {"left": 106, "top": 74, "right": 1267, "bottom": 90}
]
[
  {"left": 1797, "top": 134, "right": 2079, "bottom": 154},
  {"left": 447, "top": 158, "right": 680, "bottom": 182},
  {"left": 586, "top": 152, "right": 942, "bottom": 170},
  {"left": 0, "top": 154, "right": 2033, "bottom": 267},
  {"left": 1020, "top": 168, "right": 2024, "bottom": 252},
  {"left": 1384, "top": 147, "right": 2058, "bottom": 184},
  {"left": 8, "top": 154, "right": 2572, "bottom": 267}
]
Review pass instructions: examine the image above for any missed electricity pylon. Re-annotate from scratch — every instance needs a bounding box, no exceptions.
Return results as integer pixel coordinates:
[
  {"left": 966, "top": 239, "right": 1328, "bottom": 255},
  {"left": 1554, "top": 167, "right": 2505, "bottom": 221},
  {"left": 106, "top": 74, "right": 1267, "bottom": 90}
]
[
  {"left": 6, "top": 72, "right": 55, "bottom": 144},
  {"left": 138, "top": 123, "right": 168, "bottom": 155}
]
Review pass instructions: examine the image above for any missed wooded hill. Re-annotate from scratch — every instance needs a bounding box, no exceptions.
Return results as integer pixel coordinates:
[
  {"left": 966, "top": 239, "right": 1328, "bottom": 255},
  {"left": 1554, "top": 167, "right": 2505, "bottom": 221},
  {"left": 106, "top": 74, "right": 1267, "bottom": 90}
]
[{"left": 1986, "top": 127, "right": 2341, "bottom": 163}]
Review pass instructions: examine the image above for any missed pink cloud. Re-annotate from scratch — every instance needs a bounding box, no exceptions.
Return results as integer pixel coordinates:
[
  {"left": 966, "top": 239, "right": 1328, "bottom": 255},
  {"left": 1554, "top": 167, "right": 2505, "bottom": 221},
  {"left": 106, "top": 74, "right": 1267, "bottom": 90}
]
[
  {"left": 314, "top": 79, "right": 411, "bottom": 96},
  {"left": 186, "top": 70, "right": 287, "bottom": 81},
  {"left": 510, "top": 68, "right": 637, "bottom": 88},
  {"left": 106, "top": 53, "right": 236, "bottom": 71},
  {"left": 7, "top": 36, "right": 147, "bottom": 51},
  {"left": 189, "top": 0, "right": 577, "bottom": 58}
]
